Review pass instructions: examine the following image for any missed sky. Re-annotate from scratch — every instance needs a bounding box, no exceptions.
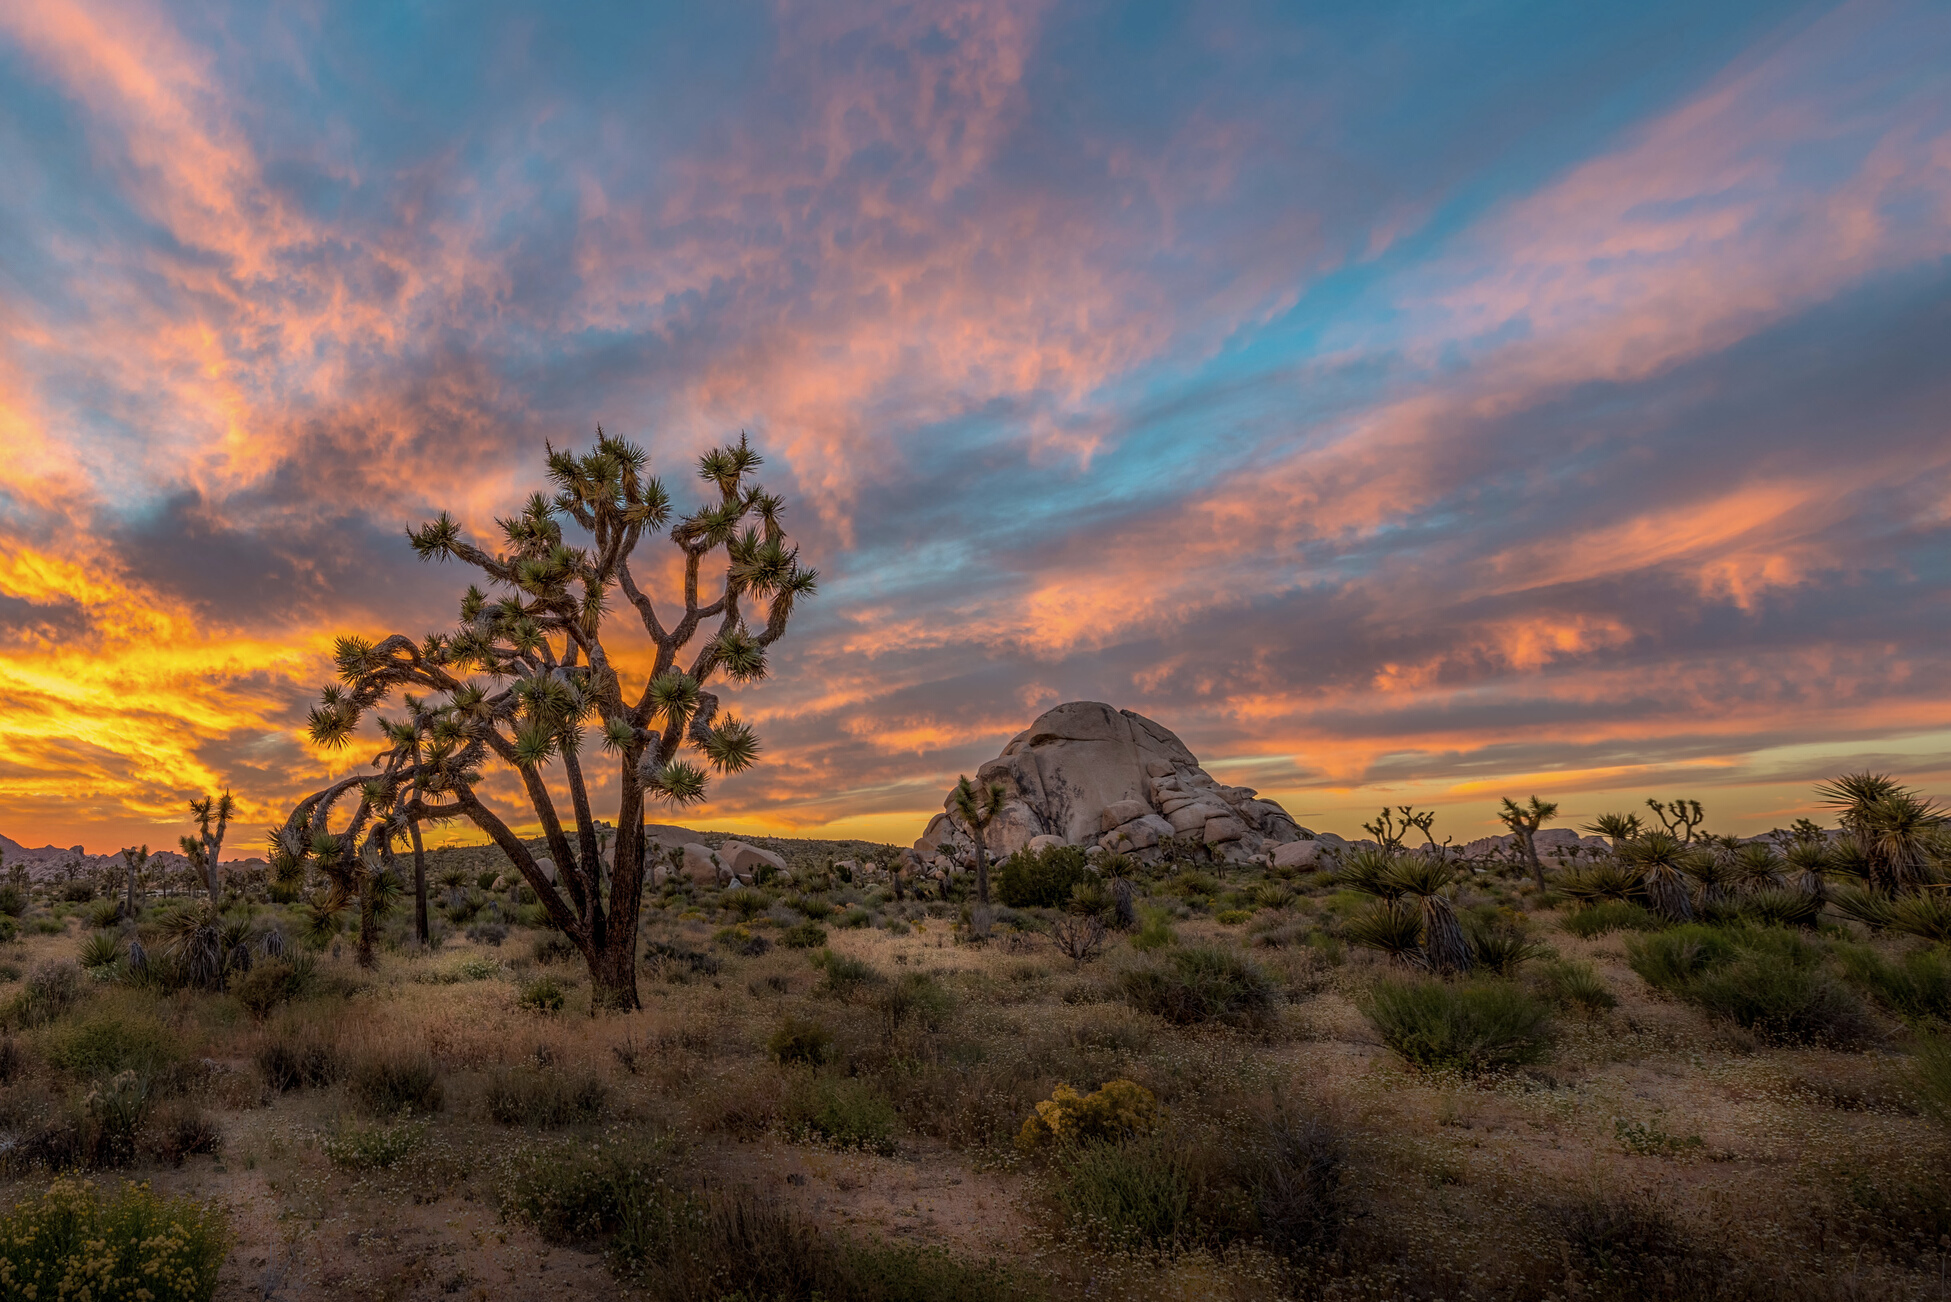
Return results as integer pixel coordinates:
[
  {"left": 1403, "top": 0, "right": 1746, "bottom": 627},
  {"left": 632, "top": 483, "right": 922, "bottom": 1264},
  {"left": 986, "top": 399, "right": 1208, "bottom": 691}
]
[{"left": 2, "top": 0, "right": 1949, "bottom": 857}]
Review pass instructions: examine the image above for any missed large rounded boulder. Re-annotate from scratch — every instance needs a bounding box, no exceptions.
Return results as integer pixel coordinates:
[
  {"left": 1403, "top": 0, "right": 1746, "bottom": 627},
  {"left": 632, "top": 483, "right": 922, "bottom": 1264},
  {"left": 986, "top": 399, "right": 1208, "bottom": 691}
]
[{"left": 915, "top": 702, "right": 1312, "bottom": 867}]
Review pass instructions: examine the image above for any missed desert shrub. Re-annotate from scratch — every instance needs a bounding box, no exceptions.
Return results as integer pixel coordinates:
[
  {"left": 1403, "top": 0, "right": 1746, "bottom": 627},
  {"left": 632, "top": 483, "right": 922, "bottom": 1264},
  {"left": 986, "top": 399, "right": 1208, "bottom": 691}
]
[
  {"left": 24, "top": 1071, "right": 157, "bottom": 1171},
  {"left": 1625, "top": 924, "right": 1741, "bottom": 993},
  {"left": 1911, "top": 1033, "right": 1951, "bottom": 1126},
  {"left": 1691, "top": 952, "right": 1874, "bottom": 1048},
  {"left": 714, "top": 926, "right": 772, "bottom": 957},
  {"left": 785, "top": 1077, "right": 898, "bottom": 1154},
  {"left": 79, "top": 931, "right": 125, "bottom": 972},
  {"left": 837, "top": 906, "right": 874, "bottom": 929},
  {"left": 518, "top": 976, "right": 567, "bottom": 1013},
  {"left": 233, "top": 957, "right": 311, "bottom": 1020},
  {"left": 0, "top": 1177, "right": 229, "bottom": 1301},
  {"left": 814, "top": 950, "right": 881, "bottom": 998},
  {"left": 46, "top": 1013, "right": 178, "bottom": 1081},
  {"left": 0, "top": 917, "right": 15, "bottom": 944},
  {"left": 874, "top": 972, "right": 953, "bottom": 1038},
  {"left": 1835, "top": 942, "right": 1951, "bottom": 1027},
  {"left": 1560, "top": 900, "right": 1659, "bottom": 938},
  {"left": 1054, "top": 1131, "right": 1194, "bottom": 1247},
  {"left": 485, "top": 1068, "right": 608, "bottom": 1127},
  {"left": 1740, "top": 886, "right": 1823, "bottom": 929},
  {"left": 644, "top": 940, "right": 721, "bottom": 978},
  {"left": 994, "top": 845, "right": 1090, "bottom": 909},
  {"left": 500, "top": 1134, "right": 677, "bottom": 1244},
  {"left": 1016, "top": 1079, "right": 1158, "bottom": 1150},
  {"left": 348, "top": 1050, "right": 443, "bottom": 1115},
  {"left": 85, "top": 899, "right": 124, "bottom": 930},
  {"left": 61, "top": 881, "right": 97, "bottom": 903},
  {"left": 532, "top": 933, "right": 578, "bottom": 965},
  {"left": 466, "top": 920, "right": 509, "bottom": 946},
  {"left": 0, "top": 884, "right": 25, "bottom": 916},
  {"left": 1557, "top": 1193, "right": 1693, "bottom": 1296},
  {"left": 1214, "top": 908, "right": 1252, "bottom": 926},
  {"left": 1117, "top": 945, "right": 1276, "bottom": 1029},
  {"left": 779, "top": 920, "right": 828, "bottom": 949},
  {"left": 1247, "top": 1110, "right": 1345, "bottom": 1260},
  {"left": 1469, "top": 928, "right": 1547, "bottom": 977},
  {"left": 141, "top": 1100, "right": 222, "bottom": 1166},
  {"left": 322, "top": 1116, "right": 426, "bottom": 1170},
  {"left": 254, "top": 1032, "right": 341, "bottom": 1091},
  {"left": 1361, "top": 978, "right": 1555, "bottom": 1072},
  {"left": 436, "top": 954, "right": 503, "bottom": 983},
  {"left": 768, "top": 1016, "right": 834, "bottom": 1066},
  {"left": 8, "top": 961, "right": 82, "bottom": 1029},
  {"left": 1535, "top": 959, "right": 1617, "bottom": 1014},
  {"left": 792, "top": 895, "right": 835, "bottom": 920},
  {"left": 1129, "top": 908, "right": 1175, "bottom": 952}
]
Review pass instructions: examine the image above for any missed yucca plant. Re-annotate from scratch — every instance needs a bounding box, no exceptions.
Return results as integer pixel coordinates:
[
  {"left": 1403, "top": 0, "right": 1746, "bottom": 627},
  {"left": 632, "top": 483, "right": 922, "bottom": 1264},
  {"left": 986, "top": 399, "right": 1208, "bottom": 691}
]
[
  {"left": 1730, "top": 842, "right": 1785, "bottom": 895},
  {"left": 1887, "top": 891, "right": 1951, "bottom": 944},
  {"left": 280, "top": 432, "right": 814, "bottom": 1008},
  {"left": 1783, "top": 841, "right": 1831, "bottom": 903},
  {"left": 1336, "top": 848, "right": 1406, "bottom": 899},
  {"left": 1817, "top": 772, "right": 1947, "bottom": 894},
  {"left": 1741, "top": 886, "right": 1823, "bottom": 929},
  {"left": 1556, "top": 859, "right": 1643, "bottom": 906},
  {"left": 1581, "top": 812, "right": 1643, "bottom": 848},
  {"left": 1617, "top": 832, "right": 1693, "bottom": 923},
  {"left": 1680, "top": 848, "right": 1735, "bottom": 912},
  {"left": 1345, "top": 899, "right": 1427, "bottom": 969},
  {"left": 1383, "top": 857, "right": 1473, "bottom": 974},
  {"left": 79, "top": 931, "right": 124, "bottom": 972},
  {"left": 159, "top": 902, "right": 226, "bottom": 990},
  {"left": 1828, "top": 883, "right": 1896, "bottom": 931},
  {"left": 950, "top": 774, "right": 1009, "bottom": 908}
]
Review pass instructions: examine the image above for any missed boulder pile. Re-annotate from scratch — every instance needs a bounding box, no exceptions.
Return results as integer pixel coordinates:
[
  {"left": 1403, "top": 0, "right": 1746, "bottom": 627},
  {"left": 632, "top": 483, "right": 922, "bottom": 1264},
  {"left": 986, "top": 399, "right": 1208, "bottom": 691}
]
[{"left": 913, "top": 702, "right": 1312, "bottom": 869}]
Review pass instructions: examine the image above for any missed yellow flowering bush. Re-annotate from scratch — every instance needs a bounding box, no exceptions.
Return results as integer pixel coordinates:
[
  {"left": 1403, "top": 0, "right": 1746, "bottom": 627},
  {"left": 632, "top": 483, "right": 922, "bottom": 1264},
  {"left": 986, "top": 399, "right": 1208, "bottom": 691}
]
[
  {"left": 1016, "top": 1079, "right": 1159, "bottom": 1151},
  {"left": 0, "top": 1178, "right": 229, "bottom": 1301}
]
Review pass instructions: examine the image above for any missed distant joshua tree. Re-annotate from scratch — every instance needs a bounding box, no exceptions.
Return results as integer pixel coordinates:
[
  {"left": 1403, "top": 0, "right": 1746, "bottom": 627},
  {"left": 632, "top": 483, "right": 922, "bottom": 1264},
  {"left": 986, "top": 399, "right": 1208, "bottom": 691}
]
[
  {"left": 119, "top": 844, "right": 148, "bottom": 917},
  {"left": 180, "top": 793, "right": 234, "bottom": 904},
  {"left": 950, "top": 774, "right": 1008, "bottom": 907},
  {"left": 279, "top": 431, "right": 815, "bottom": 1007},
  {"left": 1498, "top": 796, "right": 1559, "bottom": 891}
]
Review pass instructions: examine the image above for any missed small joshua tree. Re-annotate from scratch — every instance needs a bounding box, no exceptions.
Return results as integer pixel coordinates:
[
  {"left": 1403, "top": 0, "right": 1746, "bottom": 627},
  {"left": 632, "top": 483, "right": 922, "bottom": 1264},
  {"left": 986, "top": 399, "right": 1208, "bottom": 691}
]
[
  {"left": 1816, "top": 771, "right": 1945, "bottom": 894},
  {"left": 118, "top": 845, "right": 148, "bottom": 919},
  {"left": 1645, "top": 797, "right": 1705, "bottom": 843},
  {"left": 180, "top": 793, "right": 234, "bottom": 904},
  {"left": 285, "top": 430, "right": 814, "bottom": 1008},
  {"left": 1582, "top": 812, "right": 1642, "bottom": 848},
  {"left": 1617, "top": 832, "right": 1693, "bottom": 923},
  {"left": 950, "top": 775, "right": 1008, "bottom": 907},
  {"left": 1498, "top": 796, "right": 1559, "bottom": 892}
]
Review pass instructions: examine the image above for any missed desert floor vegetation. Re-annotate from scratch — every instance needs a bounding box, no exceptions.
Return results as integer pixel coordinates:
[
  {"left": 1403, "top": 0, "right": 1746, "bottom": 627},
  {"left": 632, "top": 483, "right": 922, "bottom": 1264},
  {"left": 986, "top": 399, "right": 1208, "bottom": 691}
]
[{"left": 2, "top": 813, "right": 1950, "bottom": 1301}]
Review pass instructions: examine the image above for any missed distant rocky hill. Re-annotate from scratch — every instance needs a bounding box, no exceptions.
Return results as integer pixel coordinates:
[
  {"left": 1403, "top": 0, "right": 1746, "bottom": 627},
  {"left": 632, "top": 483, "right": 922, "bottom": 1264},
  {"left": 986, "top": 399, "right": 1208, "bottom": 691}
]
[
  {"left": 915, "top": 701, "right": 1313, "bottom": 866},
  {"left": 0, "top": 832, "right": 209, "bottom": 882}
]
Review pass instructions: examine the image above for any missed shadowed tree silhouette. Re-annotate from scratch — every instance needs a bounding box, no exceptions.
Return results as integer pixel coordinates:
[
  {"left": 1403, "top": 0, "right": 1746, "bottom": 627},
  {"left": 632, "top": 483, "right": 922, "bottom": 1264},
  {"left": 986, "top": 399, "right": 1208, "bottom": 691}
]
[
  {"left": 282, "top": 430, "right": 815, "bottom": 1007},
  {"left": 180, "top": 793, "right": 234, "bottom": 904},
  {"left": 1498, "top": 796, "right": 1558, "bottom": 892}
]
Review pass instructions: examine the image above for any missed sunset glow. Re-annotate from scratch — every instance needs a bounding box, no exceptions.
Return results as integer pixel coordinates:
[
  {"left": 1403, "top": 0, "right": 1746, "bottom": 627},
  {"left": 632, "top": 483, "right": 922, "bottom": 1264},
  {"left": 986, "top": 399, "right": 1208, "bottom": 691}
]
[{"left": 3, "top": 0, "right": 1949, "bottom": 854}]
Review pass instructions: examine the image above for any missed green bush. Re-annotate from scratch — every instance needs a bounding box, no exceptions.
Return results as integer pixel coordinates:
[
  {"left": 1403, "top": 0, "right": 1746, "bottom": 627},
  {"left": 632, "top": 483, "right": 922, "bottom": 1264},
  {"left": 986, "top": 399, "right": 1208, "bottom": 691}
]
[
  {"left": 0, "top": 884, "right": 25, "bottom": 917},
  {"left": 0, "top": 917, "right": 16, "bottom": 944},
  {"left": 485, "top": 1068, "right": 608, "bottom": 1127},
  {"left": 500, "top": 1135, "right": 677, "bottom": 1244},
  {"left": 1535, "top": 960, "right": 1617, "bottom": 1014},
  {"left": 722, "top": 888, "right": 768, "bottom": 920},
  {"left": 872, "top": 972, "right": 953, "bottom": 1037},
  {"left": 1560, "top": 900, "right": 1659, "bottom": 938},
  {"left": 8, "top": 961, "right": 82, "bottom": 1029},
  {"left": 233, "top": 957, "right": 312, "bottom": 1020},
  {"left": 837, "top": 906, "right": 874, "bottom": 929},
  {"left": 518, "top": 976, "right": 567, "bottom": 1013},
  {"left": 1054, "top": 1132, "right": 1194, "bottom": 1247},
  {"left": 786, "top": 1077, "right": 898, "bottom": 1154},
  {"left": 85, "top": 899, "right": 124, "bottom": 930},
  {"left": 1835, "top": 943, "right": 1951, "bottom": 1027},
  {"left": 532, "top": 933, "right": 578, "bottom": 965},
  {"left": 79, "top": 931, "right": 125, "bottom": 971},
  {"left": 1690, "top": 953, "right": 1873, "bottom": 1048},
  {"left": 1361, "top": 978, "right": 1555, "bottom": 1072},
  {"left": 0, "top": 1177, "right": 229, "bottom": 1301},
  {"left": 1117, "top": 945, "right": 1276, "bottom": 1029},
  {"left": 46, "top": 1014, "right": 178, "bottom": 1081},
  {"left": 1130, "top": 908, "right": 1176, "bottom": 952},
  {"left": 1625, "top": 924, "right": 1742, "bottom": 993},
  {"left": 994, "top": 845, "right": 1091, "bottom": 909},
  {"left": 348, "top": 1050, "right": 443, "bottom": 1115},
  {"left": 322, "top": 1117, "right": 426, "bottom": 1171},
  {"left": 768, "top": 1016, "right": 834, "bottom": 1065},
  {"left": 780, "top": 920, "right": 829, "bottom": 949}
]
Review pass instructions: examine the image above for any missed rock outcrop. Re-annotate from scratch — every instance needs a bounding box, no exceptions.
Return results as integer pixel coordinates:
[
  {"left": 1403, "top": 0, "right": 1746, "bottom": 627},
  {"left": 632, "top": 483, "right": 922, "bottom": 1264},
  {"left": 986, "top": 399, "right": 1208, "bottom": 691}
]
[{"left": 915, "top": 702, "right": 1311, "bottom": 866}]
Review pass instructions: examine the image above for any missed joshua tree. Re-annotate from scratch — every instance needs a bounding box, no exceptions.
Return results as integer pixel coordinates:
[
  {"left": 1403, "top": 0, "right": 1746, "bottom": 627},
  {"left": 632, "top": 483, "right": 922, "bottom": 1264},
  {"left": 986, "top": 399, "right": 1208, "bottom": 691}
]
[
  {"left": 1337, "top": 849, "right": 1472, "bottom": 973},
  {"left": 1816, "top": 772, "right": 1945, "bottom": 894},
  {"left": 950, "top": 775, "right": 1008, "bottom": 907},
  {"left": 1645, "top": 797, "right": 1705, "bottom": 843},
  {"left": 118, "top": 845, "right": 148, "bottom": 918},
  {"left": 288, "top": 430, "right": 815, "bottom": 1007},
  {"left": 1582, "top": 812, "right": 1642, "bottom": 848},
  {"left": 180, "top": 792, "right": 235, "bottom": 904},
  {"left": 1498, "top": 796, "right": 1559, "bottom": 892}
]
